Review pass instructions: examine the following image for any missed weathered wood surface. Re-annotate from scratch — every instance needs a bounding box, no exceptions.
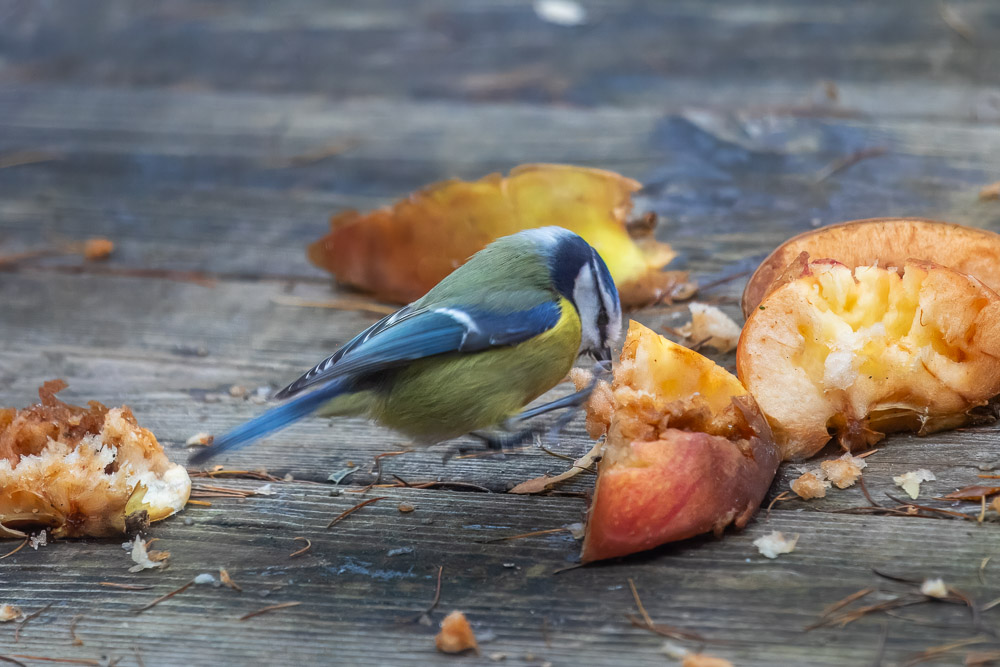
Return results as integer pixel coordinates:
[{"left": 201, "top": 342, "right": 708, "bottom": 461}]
[{"left": 2, "top": 1, "right": 1000, "bottom": 665}]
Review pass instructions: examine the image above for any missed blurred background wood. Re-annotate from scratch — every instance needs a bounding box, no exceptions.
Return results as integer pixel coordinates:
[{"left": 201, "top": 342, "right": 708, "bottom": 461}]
[{"left": 0, "top": 1, "right": 999, "bottom": 664}]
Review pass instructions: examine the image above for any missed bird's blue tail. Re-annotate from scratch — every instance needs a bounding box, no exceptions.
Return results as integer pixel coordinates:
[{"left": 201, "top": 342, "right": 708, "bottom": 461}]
[{"left": 188, "top": 379, "right": 349, "bottom": 464}]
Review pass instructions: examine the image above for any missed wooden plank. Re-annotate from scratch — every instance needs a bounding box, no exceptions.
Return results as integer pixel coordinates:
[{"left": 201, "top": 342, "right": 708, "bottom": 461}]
[
  {"left": 0, "top": 87, "right": 998, "bottom": 282},
  {"left": 4, "top": 483, "right": 1000, "bottom": 666},
  {"left": 0, "top": 1, "right": 997, "bottom": 120}
]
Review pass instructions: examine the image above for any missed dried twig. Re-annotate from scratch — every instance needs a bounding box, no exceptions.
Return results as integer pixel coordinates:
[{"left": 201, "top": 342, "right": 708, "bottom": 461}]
[
  {"left": 819, "top": 587, "right": 875, "bottom": 620},
  {"left": 766, "top": 491, "right": 792, "bottom": 519},
  {"left": 289, "top": 537, "right": 312, "bottom": 558},
  {"left": 5, "top": 658, "right": 98, "bottom": 666},
  {"left": 14, "top": 603, "right": 53, "bottom": 643},
  {"left": 326, "top": 497, "right": 388, "bottom": 529},
  {"left": 481, "top": 527, "right": 568, "bottom": 544},
  {"left": 980, "top": 556, "right": 994, "bottom": 585},
  {"left": 0, "top": 150, "right": 61, "bottom": 170},
  {"left": 98, "top": 582, "right": 154, "bottom": 590},
  {"left": 814, "top": 147, "right": 888, "bottom": 183},
  {"left": 239, "top": 601, "right": 302, "bottom": 621},
  {"left": 132, "top": 581, "right": 194, "bottom": 614},
  {"left": 0, "top": 539, "right": 28, "bottom": 560},
  {"left": 902, "top": 636, "right": 988, "bottom": 666},
  {"left": 625, "top": 578, "right": 705, "bottom": 642},
  {"left": 219, "top": 568, "right": 242, "bottom": 592},
  {"left": 0, "top": 656, "right": 28, "bottom": 667},
  {"left": 884, "top": 493, "right": 978, "bottom": 521},
  {"left": 858, "top": 476, "right": 879, "bottom": 507},
  {"left": 69, "top": 614, "right": 84, "bottom": 646},
  {"left": 403, "top": 565, "right": 444, "bottom": 623}
]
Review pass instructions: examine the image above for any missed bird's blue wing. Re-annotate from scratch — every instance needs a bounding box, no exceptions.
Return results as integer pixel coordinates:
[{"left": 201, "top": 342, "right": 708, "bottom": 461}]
[{"left": 273, "top": 300, "right": 563, "bottom": 400}]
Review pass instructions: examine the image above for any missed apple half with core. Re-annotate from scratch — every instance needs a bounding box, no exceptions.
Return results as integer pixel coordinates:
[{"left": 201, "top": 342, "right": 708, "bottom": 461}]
[
  {"left": 738, "top": 259, "right": 1000, "bottom": 461},
  {"left": 581, "top": 321, "right": 779, "bottom": 562}
]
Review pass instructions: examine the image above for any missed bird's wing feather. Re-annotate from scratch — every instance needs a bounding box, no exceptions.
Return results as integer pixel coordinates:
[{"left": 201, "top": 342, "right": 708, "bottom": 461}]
[{"left": 273, "top": 300, "right": 563, "bottom": 400}]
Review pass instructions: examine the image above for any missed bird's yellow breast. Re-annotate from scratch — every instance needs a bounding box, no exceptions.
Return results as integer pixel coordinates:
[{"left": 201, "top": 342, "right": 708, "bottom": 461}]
[{"left": 372, "top": 298, "right": 582, "bottom": 442}]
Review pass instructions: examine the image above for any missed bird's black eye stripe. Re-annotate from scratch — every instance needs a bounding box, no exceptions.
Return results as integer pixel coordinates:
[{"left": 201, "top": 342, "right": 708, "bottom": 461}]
[{"left": 597, "top": 301, "right": 609, "bottom": 336}]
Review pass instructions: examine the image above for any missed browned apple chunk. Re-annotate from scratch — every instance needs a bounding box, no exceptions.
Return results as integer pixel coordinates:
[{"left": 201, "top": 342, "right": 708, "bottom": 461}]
[
  {"left": 742, "top": 218, "right": 1000, "bottom": 317},
  {"left": 0, "top": 381, "right": 190, "bottom": 538},
  {"left": 738, "top": 260, "right": 1000, "bottom": 460},
  {"left": 581, "top": 322, "right": 779, "bottom": 562}
]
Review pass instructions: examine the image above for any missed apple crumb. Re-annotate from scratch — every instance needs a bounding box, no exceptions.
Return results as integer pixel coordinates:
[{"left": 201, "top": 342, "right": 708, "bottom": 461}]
[
  {"left": 0, "top": 604, "right": 23, "bottom": 622},
  {"left": 753, "top": 531, "right": 799, "bottom": 559},
  {"left": 790, "top": 470, "right": 830, "bottom": 499},
  {"left": 893, "top": 469, "right": 936, "bottom": 500},
  {"left": 677, "top": 302, "right": 742, "bottom": 353},
  {"left": 682, "top": 654, "right": 735, "bottom": 667},
  {"left": 820, "top": 453, "right": 867, "bottom": 489},
  {"left": 435, "top": 610, "right": 479, "bottom": 655},
  {"left": 920, "top": 577, "right": 948, "bottom": 598}
]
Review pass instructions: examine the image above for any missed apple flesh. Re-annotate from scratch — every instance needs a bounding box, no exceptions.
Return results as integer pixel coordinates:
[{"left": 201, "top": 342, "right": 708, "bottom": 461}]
[
  {"left": 742, "top": 218, "right": 1000, "bottom": 317},
  {"left": 738, "top": 259, "right": 1000, "bottom": 460},
  {"left": 581, "top": 321, "right": 779, "bottom": 563}
]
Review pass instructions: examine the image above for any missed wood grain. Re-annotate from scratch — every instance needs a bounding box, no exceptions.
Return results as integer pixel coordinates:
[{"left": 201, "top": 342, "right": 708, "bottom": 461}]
[{"left": 2, "top": 1, "right": 1000, "bottom": 664}]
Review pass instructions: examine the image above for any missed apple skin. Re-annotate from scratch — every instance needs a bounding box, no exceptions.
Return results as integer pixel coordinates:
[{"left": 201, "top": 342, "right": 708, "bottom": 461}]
[
  {"left": 581, "top": 417, "right": 779, "bottom": 562},
  {"left": 580, "top": 321, "right": 779, "bottom": 563},
  {"left": 742, "top": 218, "right": 1000, "bottom": 317}
]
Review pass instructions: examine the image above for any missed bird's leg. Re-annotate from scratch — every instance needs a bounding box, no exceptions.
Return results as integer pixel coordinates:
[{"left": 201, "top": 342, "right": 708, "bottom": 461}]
[
  {"left": 469, "top": 427, "right": 540, "bottom": 451},
  {"left": 503, "top": 359, "right": 611, "bottom": 431},
  {"left": 443, "top": 361, "right": 612, "bottom": 463}
]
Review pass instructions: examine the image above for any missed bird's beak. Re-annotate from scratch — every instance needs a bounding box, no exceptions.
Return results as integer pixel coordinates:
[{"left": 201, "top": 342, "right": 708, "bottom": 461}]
[{"left": 594, "top": 346, "right": 613, "bottom": 364}]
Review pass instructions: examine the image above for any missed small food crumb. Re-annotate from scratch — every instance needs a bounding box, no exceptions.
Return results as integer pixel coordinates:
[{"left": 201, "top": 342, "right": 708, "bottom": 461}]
[
  {"left": 660, "top": 640, "right": 689, "bottom": 659},
  {"left": 255, "top": 483, "right": 275, "bottom": 496},
  {"left": 677, "top": 303, "right": 742, "bottom": 353},
  {"left": 566, "top": 522, "right": 585, "bottom": 540},
  {"left": 920, "top": 577, "right": 948, "bottom": 598},
  {"left": 682, "top": 655, "right": 735, "bottom": 667},
  {"left": 980, "top": 181, "right": 1000, "bottom": 201},
  {"left": 398, "top": 503, "right": 415, "bottom": 513},
  {"left": 435, "top": 610, "right": 479, "bottom": 655},
  {"left": 533, "top": 0, "right": 586, "bottom": 26},
  {"left": 229, "top": 385, "right": 249, "bottom": 399},
  {"left": 186, "top": 432, "right": 213, "bottom": 447},
  {"left": 791, "top": 470, "right": 830, "bottom": 499},
  {"left": 893, "top": 469, "right": 936, "bottom": 500},
  {"left": 194, "top": 573, "right": 218, "bottom": 586},
  {"left": 753, "top": 531, "right": 799, "bottom": 559},
  {"left": 488, "top": 653, "right": 507, "bottom": 662},
  {"left": 29, "top": 531, "right": 47, "bottom": 550},
  {"left": 820, "top": 453, "right": 867, "bottom": 489},
  {"left": 0, "top": 604, "right": 23, "bottom": 622},
  {"left": 83, "top": 238, "right": 114, "bottom": 261},
  {"left": 387, "top": 546, "right": 414, "bottom": 557},
  {"left": 127, "top": 536, "right": 168, "bottom": 573}
]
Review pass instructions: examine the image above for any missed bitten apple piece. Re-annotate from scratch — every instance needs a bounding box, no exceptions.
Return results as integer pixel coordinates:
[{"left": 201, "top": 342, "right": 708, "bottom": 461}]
[
  {"left": 742, "top": 218, "right": 1000, "bottom": 316},
  {"left": 0, "top": 381, "right": 190, "bottom": 539},
  {"left": 738, "top": 260, "right": 1000, "bottom": 461},
  {"left": 581, "top": 322, "right": 779, "bottom": 563}
]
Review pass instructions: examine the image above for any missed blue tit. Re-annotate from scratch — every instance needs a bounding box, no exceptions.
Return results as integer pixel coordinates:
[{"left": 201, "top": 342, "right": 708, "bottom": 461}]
[{"left": 189, "top": 226, "right": 622, "bottom": 463}]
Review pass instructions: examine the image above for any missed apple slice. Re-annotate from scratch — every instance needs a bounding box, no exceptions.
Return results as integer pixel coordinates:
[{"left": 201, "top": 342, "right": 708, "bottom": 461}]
[
  {"left": 742, "top": 218, "right": 1000, "bottom": 317},
  {"left": 581, "top": 321, "right": 779, "bottom": 563},
  {"left": 738, "top": 260, "right": 1000, "bottom": 461}
]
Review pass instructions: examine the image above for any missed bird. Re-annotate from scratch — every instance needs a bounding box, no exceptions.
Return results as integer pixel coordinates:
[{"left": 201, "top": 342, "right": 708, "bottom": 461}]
[{"left": 189, "top": 226, "right": 622, "bottom": 464}]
